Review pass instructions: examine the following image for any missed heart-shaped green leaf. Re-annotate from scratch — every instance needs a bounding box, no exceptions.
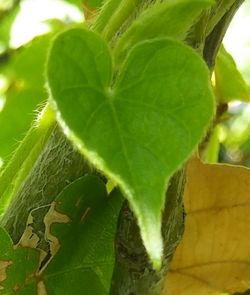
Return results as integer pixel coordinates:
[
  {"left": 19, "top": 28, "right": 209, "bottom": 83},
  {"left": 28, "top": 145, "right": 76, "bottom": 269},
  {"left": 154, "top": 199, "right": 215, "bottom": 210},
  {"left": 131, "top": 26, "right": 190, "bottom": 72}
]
[{"left": 47, "top": 28, "right": 214, "bottom": 268}]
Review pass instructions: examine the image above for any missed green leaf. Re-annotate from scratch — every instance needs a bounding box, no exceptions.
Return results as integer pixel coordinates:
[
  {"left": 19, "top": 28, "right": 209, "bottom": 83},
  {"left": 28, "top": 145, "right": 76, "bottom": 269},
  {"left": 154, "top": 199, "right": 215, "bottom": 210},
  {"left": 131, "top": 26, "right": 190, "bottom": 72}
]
[
  {"left": 47, "top": 28, "right": 215, "bottom": 268},
  {"left": 214, "top": 45, "right": 250, "bottom": 103},
  {"left": 65, "top": 0, "right": 103, "bottom": 10},
  {"left": 113, "top": 0, "right": 214, "bottom": 65},
  {"left": 83, "top": 0, "right": 103, "bottom": 9},
  {"left": 0, "top": 227, "right": 39, "bottom": 293},
  {"left": 0, "top": 4, "right": 19, "bottom": 50},
  {"left": 41, "top": 176, "right": 122, "bottom": 294},
  {"left": 0, "top": 175, "right": 122, "bottom": 294},
  {"left": 0, "top": 34, "right": 53, "bottom": 162}
]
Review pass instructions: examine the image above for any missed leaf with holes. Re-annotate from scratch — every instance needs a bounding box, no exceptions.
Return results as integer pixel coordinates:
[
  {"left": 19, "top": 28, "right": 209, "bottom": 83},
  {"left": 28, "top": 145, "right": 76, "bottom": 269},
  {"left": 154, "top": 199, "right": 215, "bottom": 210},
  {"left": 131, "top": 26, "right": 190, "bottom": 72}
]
[
  {"left": 40, "top": 176, "right": 123, "bottom": 294},
  {"left": 47, "top": 28, "right": 215, "bottom": 268},
  {"left": 0, "top": 175, "right": 122, "bottom": 294},
  {"left": 0, "top": 226, "right": 39, "bottom": 294}
]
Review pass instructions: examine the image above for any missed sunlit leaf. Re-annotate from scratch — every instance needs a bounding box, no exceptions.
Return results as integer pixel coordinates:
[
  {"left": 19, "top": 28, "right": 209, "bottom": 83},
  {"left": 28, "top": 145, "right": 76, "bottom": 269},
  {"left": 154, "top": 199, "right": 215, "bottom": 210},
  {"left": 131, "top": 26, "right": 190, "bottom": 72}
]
[
  {"left": 164, "top": 158, "right": 250, "bottom": 295},
  {"left": 47, "top": 28, "right": 214, "bottom": 268},
  {"left": 214, "top": 45, "right": 250, "bottom": 103},
  {"left": 0, "top": 2, "right": 19, "bottom": 50}
]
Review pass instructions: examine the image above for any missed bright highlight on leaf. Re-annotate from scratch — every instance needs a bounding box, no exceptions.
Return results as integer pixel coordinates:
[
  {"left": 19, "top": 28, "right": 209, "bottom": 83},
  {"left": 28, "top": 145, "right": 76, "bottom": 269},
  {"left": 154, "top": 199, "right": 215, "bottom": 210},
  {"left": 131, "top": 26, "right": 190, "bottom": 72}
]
[
  {"left": 47, "top": 28, "right": 215, "bottom": 268},
  {"left": 164, "top": 158, "right": 250, "bottom": 295}
]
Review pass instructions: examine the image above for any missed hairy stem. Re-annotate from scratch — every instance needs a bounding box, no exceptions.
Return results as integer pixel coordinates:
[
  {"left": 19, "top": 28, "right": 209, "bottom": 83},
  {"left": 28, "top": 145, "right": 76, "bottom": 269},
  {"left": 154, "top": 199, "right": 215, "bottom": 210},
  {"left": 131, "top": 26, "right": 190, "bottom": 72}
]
[
  {"left": 0, "top": 125, "right": 90, "bottom": 243},
  {"left": 110, "top": 170, "right": 185, "bottom": 295},
  {"left": 93, "top": 0, "right": 144, "bottom": 41},
  {"left": 0, "top": 105, "right": 55, "bottom": 214}
]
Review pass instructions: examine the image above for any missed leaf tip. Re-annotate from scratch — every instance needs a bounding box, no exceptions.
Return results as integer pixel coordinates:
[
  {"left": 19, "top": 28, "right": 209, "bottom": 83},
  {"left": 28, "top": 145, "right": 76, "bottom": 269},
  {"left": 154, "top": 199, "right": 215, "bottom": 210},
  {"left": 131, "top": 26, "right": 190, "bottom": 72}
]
[
  {"left": 140, "top": 218, "right": 163, "bottom": 271},
  {"left": 147, "top": 238, "right": 163, "bottom": 271}
]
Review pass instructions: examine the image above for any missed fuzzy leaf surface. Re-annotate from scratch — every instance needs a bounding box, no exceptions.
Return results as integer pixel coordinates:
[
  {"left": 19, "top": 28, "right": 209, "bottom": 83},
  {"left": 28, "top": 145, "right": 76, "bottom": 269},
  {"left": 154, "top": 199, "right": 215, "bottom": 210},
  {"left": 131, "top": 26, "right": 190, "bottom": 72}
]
[
  {"left": 47, "top": 28, "right": 214, "bottom": 267},
  {"left": 114, "top": 0, "right": 214, "bottom": 65}
]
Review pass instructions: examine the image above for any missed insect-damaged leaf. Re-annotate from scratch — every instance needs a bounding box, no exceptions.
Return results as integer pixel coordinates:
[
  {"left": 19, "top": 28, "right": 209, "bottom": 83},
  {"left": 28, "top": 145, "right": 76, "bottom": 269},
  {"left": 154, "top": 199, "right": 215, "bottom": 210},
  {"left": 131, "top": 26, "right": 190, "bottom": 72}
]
[
  {"left": 40, "top": 176, "right": 122, "bottom": 294},
  {"left": 47, "top": 28, "right": 214, "bottom": 268},
  {"left": 164, "top": 158, "right": 250, "bottom": 295},
  {"left": 0, "top": 227, "right": 39, "bottom": 294},
  {"left": 0, "top": 175, "right": 122, "bottom": 294}
]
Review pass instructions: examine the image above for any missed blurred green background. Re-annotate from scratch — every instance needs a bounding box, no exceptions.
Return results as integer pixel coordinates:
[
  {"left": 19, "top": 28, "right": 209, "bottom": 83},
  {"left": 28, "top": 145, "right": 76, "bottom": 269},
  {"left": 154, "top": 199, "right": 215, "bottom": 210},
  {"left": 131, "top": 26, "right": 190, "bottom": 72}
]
[{"left": 207, "top": 1, "right": 250, "bottom": 167}]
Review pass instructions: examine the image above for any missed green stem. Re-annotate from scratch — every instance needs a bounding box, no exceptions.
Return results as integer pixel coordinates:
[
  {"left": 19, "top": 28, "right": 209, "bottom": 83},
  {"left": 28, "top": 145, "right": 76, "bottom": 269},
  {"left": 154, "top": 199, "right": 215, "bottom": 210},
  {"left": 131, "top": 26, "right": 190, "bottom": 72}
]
[
  {"left": 92, "top": 0, "right": 122, "bottom": 34},
  {"left": 206, "top": 0, "right": 243, "bottom": 36},
  {"left": 204, "top": 0, "right": 245, "bottom": 69},
  {"left": 0, "top": 105, "right": 55, "bottom": 214},
  {"left": 110, "top": 170, "right": 185, "bottom": 295},
  {"left": 100, "top": 0, "right": 144, "bottom": 42},
  {"left": 93, "top": 0, "right": 153, "bottom": 42},
  {"left": 0, "top": 124, "right": 91, "bottom": 244}
]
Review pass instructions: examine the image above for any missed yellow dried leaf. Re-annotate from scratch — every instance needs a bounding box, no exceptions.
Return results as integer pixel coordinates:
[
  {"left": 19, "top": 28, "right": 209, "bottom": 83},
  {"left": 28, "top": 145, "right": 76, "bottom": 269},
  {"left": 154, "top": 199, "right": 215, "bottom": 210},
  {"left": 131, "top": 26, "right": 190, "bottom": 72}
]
[{"left": 163, "top": 158, "right": 250, "bottom": 295}]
